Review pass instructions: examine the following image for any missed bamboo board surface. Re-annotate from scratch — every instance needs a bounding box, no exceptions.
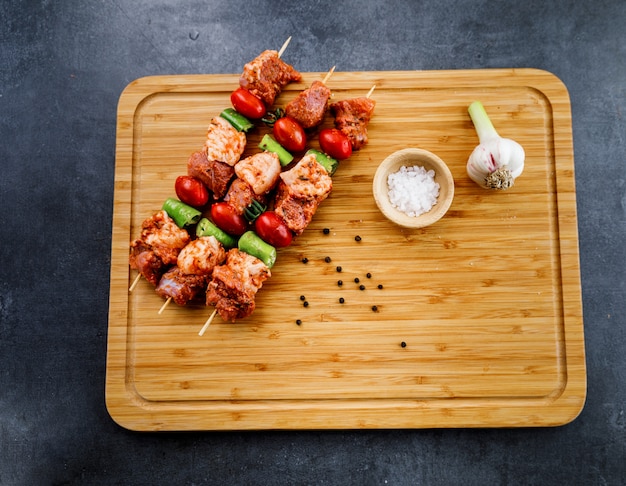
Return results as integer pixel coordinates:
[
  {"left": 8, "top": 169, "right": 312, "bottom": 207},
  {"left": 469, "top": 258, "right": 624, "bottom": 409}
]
[{"left": 106, "top": 69, "right": 586, "bottom": 430}]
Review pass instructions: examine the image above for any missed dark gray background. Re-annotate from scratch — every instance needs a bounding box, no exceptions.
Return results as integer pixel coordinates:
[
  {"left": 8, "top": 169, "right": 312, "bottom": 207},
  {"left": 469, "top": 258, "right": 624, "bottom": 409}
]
[{"left": 1, "top": 1, "right": 624, "bottom": 484}]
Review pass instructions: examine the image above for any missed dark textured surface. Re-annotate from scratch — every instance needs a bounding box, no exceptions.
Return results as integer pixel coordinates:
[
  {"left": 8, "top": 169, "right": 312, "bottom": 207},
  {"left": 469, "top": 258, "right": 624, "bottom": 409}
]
[{"left": 1, "top": 1, "right": 625, "bottom": 484}]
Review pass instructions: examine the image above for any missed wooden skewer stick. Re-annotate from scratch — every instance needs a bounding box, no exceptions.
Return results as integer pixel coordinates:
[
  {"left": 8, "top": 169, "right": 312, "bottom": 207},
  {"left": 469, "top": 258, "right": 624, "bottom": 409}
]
[
  {"left": 129, "top": 273, "right": 142, "bottom": 292},
  {"left": 199, "top": 308, "right": 218, "bottom": 336},
  {"left": 158, "top": 297, "right": 172, "bottom": 315},
  {"left": 321, "top": 65, "right": 336, "bottom": 85},
  {"left": 277, "top": 36, "right": 292, "bottom": 58},
  {"left": 366, "top": 85, "right": 376, "bottom": 99}
]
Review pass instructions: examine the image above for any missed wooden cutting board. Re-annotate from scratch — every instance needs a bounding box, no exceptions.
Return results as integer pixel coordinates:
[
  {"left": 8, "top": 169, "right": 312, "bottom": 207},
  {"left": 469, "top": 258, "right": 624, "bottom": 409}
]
[{"left": 106, "top": 69, "right": 586, "bottom": 430}]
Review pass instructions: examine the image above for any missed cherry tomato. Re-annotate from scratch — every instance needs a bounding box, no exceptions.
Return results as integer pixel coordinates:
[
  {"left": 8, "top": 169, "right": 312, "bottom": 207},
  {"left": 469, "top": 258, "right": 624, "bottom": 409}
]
[
  {"left": 255, "top": 212, "right": 293, "bottom": 248},
  {"left": 319, "top": 128, "right": 352, "bottom": 160},
  {"left": 174, "top": 175, "right": 209, "bottom": 208},
  {"left": 210, "top": 202, "right": 248, "bottom": 236},
  {"left": 230, "top": 88, "right": 266, "bottom": 119},
  {"left": 273, "top": 117, "right": 306, "bottom": 153}
]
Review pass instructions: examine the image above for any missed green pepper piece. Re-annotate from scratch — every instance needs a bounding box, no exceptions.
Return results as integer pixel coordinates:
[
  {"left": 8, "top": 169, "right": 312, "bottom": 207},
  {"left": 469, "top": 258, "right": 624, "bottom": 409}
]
[
  {"left": 196, "top": 218, "right": 238, "bottom": 248},
  {"left": 238, "top": 231, "right": 276, "bottom": 268},
  {"left": 220, "top": 108, "right": 254, "bottom": 132},
  {"left": 259, "top": 134, "right": 294, "bottom": 166},
  {"left": 306, "top": 149, "right": 339, "bottom": 176},
  {"left": 162, "top": 198, "right": 202, "bottom": 228}
]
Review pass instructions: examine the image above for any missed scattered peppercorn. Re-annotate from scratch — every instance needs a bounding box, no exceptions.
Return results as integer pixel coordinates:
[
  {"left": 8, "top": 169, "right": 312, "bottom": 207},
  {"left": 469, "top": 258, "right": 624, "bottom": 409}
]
[
  {"left": 296, "top": 319, "right": 302, "bottom": 325},
  {"left": 323, "top": 228, "right": 330, "bottom": 234},
  {"left": 401, "top": 341, "right": 407, "bottom": 348},
  {"left": 354, "top": 277, "right": 360, "bottom": 283},
  {"left": 366, "top": 273, "right": 372, "bottom": 279},
  {"left": 339, "top": 297, "right": 345, "bottom": 304},
  {"left": 359, "top": 284, "right": 365, "bottom": 290},
  {"left": 355, "top": 235, "right": 362, "bottom": 242},
  {"left": 336, "top": 266, "right": 342, "bottom": 272},
  {"left": 378, "top": 284, "right": 383, "bottom": 289},
  {"left": 303, "top": 301, "right": 309, "bottom": 307},
  {"left": 372, "top": 305, "right": 378, "bottom": 312},
  {"left": 301, "top": 257, "right": 308, "bottom": 263},
  {"left": 338, "top": 280, "right": 343, "bottom": 286},
  {"left": 300, "top": 295, "right": 306, "bottom": 301},
  {"left": 324, "top": 256, "right": 331, "bottom": 263}
]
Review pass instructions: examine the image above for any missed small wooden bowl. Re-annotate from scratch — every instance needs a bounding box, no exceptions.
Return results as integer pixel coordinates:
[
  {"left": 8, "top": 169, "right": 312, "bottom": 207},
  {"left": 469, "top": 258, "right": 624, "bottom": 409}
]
[{"left": 373, "top": 148, "right": 454, "bottom": 229}]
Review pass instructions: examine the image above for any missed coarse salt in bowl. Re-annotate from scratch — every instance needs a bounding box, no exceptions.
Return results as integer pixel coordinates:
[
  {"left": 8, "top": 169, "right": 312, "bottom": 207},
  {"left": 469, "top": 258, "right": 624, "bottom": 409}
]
[{"left": 373, "top": 148, "right": 454, "bottom": 228}]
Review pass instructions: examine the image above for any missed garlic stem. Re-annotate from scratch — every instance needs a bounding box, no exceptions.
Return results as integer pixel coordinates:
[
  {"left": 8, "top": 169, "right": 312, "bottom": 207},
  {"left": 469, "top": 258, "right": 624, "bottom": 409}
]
[{"left": 468, "top": 100, "right": 499, "bottom": 142}]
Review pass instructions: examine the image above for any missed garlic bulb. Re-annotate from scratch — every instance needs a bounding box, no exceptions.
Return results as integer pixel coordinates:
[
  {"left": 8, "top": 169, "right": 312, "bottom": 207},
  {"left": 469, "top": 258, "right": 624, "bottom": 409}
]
[{"left": 466, "top": 101, "right": 525, "bottom": 190}]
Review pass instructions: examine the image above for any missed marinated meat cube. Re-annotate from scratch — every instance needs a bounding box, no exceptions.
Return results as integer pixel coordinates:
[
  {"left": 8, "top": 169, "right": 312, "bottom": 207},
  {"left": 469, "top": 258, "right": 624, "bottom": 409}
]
[
  {"left": 156, "top": 267, "right": 210, "bottom": 306},
  {"left": 204, "top": 116, "right": 246, "bottom": 167},
  {"left": 278, "top": 153, "right": 333, "bottom": 199},
  {"left": 129, "top": 240, "right": 167, "bottom": 287},
  {"left": 330, "top": 97, "right": 376, "bottom": 150},
  {"left": 239, "top": 50, "right": 301, "bottom": 106},
  {"left": 273, "top": 154, "right": 332, "bottom": 235},
  {"left": 187, "top": 151, "right": 235, "bottom": 200},
  {"left": 224, "top": 178, "right": 267, "bottom": 215},
  {"left": 154, "top": 236, "right": 225, "bottom": 307},
  {"left": 176, "top": 236, "right": 226, "bottom": 276},
  {"left": 273, "top": 181, "right": 322, "bottom": 236},
  {"left": 128, "top": 211, "right": 190, "bottom": 286},
  {"left": 234, "top": 152, "right": 281, "bottom": 195},
  {"left": 285, "top": 81, "right": 331, "bottom": 129},
  {"left": 206, "top": 249, "right": 271, "bottom": 322},
  {"left": 135, "top": 210, "right": 190, "bottom": 266}
]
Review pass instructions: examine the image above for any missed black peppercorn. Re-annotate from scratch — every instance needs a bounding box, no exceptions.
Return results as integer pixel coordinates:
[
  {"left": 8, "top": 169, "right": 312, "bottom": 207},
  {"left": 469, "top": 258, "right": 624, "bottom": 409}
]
[
  {"left": 324, "top": 256, "right": 331, "bottom": 263},
  {"left": 354, "top": 277, "right": 360, "bottom": 283},
  {"left": 378, "top": 284, "right": 383, "bottom": 289},
  {"left": 323, "top": 228, "right": 330, "bottom": 234},
  {"left": 336, "top": 266, "right": 342, "bottom": 272},
  {"left": 366, "top": 273, "right": 372, "bottom": 278},
  {"left": 372, "top": 305, "right": 378, "bottom": 312},
  {"left": 359, "top": 284, "right": 365, "bottom": 290},
  {"left": 300, "top": 295, "right": 306, "bottom": 301},
  {"left": 354, "top": 235, "right": 362, "bottom": 242},
  {"left": 296, "top": 319, "right": 302, "bottom": 325},
  {"left": 339, "top": 297, "right": 345, "bottom": 304},
  {"left": 338, "top": 280, "right": 343, "bottom": 286},
  {"left": 401, "top": 341, "right": 407, "bottom": 348},
  {"left": 303, "top": 301, "right": 309, "bottom": 307},
  {"left": 301, "top": 257, "right": 308, "bottom": 263}
]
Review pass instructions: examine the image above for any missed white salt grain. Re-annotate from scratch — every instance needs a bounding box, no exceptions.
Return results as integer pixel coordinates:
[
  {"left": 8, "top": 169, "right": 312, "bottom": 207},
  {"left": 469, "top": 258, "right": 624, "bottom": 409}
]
[{"left": 387, "top": 165, "right": 440, "bottom": 217}]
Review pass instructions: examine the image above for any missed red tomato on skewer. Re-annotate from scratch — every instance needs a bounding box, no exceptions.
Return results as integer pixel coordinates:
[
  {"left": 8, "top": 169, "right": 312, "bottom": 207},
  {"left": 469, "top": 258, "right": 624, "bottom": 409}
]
[
  {"left": 319, "top": 128, "right": 352, "bottom": 160},
  {"left": 273, "top": 117, "right": 306, "bottom": 153},
  {"left": 175, "top": 176, "right": 209, "bottom": 208},
  {"left": 255, "top": 212, "right": 293, "bottom": 247},
  {"left": 210, "top": 202, "right": 248, "bottom": 236},
  {"left": 230, "top": 88, "right": 266, "bottom": 119}
]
